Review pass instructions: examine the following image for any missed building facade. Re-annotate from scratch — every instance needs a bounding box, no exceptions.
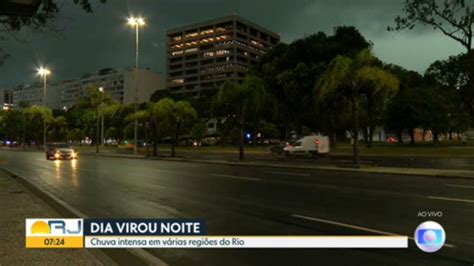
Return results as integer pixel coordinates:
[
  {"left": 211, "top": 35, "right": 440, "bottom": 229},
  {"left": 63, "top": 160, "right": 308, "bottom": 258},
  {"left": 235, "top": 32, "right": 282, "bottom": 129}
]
[
  {"left": 10, "top": 68, "right": 165, "bottom": 110},
  {"left": 0, "top": 88, "right": 13, "bottom": 110},
  {"left": 12, "top": 82, "right": 60, "bottom": 109},
  {"left": 166, "top": 15, "right": 280, "bottom": 98},
  {"left": 60, "top": 68, "right": 165, "bottom": 109}
]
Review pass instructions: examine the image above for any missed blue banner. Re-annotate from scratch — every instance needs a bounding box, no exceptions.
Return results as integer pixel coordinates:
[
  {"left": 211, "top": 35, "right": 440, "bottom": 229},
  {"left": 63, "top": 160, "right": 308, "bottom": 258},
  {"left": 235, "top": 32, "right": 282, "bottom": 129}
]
[{"left": 83, "top": 219, "right": 205, "bottom": 236}]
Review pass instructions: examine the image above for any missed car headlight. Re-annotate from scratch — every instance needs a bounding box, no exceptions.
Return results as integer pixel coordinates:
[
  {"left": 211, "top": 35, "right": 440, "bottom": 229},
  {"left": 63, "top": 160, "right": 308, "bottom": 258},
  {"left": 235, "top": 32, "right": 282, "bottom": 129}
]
[
  {"left": 71, "top": 151, "right": 77, "bottom": 158},
  {"left": 54, "top": 152, "right": 61, "bottom": 159}
]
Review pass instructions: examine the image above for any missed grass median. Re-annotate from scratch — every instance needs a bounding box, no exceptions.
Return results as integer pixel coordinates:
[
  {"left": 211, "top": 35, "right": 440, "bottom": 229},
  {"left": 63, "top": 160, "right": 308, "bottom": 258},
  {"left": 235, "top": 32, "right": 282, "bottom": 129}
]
[{"left": 72, "top": 141, "right": 474, "bottom": 158}]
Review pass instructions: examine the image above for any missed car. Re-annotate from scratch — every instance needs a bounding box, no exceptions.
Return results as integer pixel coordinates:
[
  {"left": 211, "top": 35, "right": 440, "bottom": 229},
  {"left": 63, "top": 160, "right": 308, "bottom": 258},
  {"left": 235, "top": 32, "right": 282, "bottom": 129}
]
[
  {"left": 269, "top": 142, "right": 289, "bottom": 155},
  {"left": 386, "top": 137, "right": 398, "bottom": 144},
  {"left": 46, "top": 143, "right": 78, "bottom": 160},
  {"left": 283, "top": 135, "right": 330, "bottom": 157}
]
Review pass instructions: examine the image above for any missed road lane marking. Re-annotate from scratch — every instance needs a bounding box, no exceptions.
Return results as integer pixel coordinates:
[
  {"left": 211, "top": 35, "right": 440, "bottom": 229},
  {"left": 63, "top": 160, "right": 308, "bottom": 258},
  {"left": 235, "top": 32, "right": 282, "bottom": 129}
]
[
  {"left": 211, "top": 174, "right": 260, "bottom": 182},
  {"left": 291, "top": 214, "right": 456, "bottom": 248},
  {"left": 428, "top": 196, "right": 474, "bottom": 204},
  {"left": 445, "top": 184, "right": 474, "bottom": 189},
  {"left": 265, "top": 171, "right": 310, "bottom": 177}
]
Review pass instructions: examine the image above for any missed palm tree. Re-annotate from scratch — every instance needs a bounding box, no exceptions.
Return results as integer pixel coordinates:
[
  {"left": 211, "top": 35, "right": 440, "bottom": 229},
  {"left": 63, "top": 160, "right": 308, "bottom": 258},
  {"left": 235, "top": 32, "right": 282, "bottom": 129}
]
[
  {"left": 147, "top": 99, "right": 173, "bottom": 157},
  {"left": 46, "top": 116, "right": 68, "bottom": 141},
  {"left": 169, "top": 100, "right": 197, "bottom": 157},
  {"left": 100, "top": 103, "right": 120, "bottom": 145},
  {"left": 316, "top": 49, "right": 399, "bottom": 166},
  {"left": 213, "top": 76, "right": 267, "bottom": 160},
  {"left": 78, "top": 86, "right": 114, "bottom": 153},
  {"left": 125, "top": 110, "right": 150, "bottom": 155},
  {"left": 146, "top": 98, "right": 197, "bottom": 157}
]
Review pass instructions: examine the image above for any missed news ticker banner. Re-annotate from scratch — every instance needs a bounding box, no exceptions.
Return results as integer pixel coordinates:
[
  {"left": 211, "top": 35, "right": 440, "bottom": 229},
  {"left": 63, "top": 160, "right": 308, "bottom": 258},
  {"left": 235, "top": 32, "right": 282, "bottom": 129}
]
[{"left": 26, "top": 219, "right": 408, "bottom": 249}]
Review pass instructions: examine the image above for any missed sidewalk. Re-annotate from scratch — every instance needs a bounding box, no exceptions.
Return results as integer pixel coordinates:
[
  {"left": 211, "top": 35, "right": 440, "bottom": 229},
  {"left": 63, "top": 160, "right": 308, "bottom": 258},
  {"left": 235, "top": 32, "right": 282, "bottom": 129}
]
[{"left": 0, "top": 172, "right": 100, "bottom": 265}]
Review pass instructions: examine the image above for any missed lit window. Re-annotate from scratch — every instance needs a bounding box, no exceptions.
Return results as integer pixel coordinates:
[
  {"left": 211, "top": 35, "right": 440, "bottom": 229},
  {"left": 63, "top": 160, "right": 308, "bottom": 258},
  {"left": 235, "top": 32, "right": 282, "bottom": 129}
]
[
  {"left": 185, "top": 32, "right": 199, "bottom": 38},
  {"left": 200, "top": 29, "right": 214, "bottom": 35},
  {"left": 171, "top": 50, "right": 184, "bottom": 56},
  {"left": 171, "top": 79, "right": 184, "bottom": 84},
  {"left": 185, "top": 48, "right": 198, "bottom": 53}
]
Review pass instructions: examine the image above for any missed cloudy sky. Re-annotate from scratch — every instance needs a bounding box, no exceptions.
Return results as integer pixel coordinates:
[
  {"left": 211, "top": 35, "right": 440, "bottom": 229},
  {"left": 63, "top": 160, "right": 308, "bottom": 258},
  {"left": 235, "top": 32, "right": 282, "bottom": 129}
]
[{"left": 0, "top": 0, "right": 467, "bottom": 87}]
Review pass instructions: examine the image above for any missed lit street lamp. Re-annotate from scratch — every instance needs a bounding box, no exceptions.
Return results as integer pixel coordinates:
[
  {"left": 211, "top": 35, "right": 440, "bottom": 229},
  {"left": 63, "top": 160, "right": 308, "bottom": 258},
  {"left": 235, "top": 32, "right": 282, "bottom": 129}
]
[
  {"left": 37, "top": 66, "right": 51, "bottom": 151},
  {"left": 99, "top": 87, "right": 105, "bottom": 147},
  {"left": 96, "top": 86, "right": 104, "bottom": 153},
  {"left": 127, "top": 16, "right": 146, "bottom": 155}
]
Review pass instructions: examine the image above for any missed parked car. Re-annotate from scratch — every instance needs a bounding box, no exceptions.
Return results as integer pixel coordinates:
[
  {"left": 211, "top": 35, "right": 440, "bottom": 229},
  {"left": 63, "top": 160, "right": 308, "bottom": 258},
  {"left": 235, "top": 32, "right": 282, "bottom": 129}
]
[
  {"left": 283, "top": 135, "right": 330, "bottom": 157},
  {"left": 46, "top": 143, "right": 78, "bottom": 160}
]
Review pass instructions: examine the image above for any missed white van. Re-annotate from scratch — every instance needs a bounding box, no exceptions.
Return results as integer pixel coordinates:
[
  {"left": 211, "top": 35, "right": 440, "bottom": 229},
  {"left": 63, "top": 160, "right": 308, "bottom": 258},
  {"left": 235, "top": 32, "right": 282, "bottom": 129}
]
[{"left": 283, "top": 135, "right": 330, "bottom": 157}]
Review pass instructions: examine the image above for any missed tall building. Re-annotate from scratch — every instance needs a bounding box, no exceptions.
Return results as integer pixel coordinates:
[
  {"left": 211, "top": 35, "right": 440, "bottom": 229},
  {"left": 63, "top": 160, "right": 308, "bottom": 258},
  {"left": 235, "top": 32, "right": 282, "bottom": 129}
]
[{"left": 166, "top": 15, "right": 280, "bottom": 98}]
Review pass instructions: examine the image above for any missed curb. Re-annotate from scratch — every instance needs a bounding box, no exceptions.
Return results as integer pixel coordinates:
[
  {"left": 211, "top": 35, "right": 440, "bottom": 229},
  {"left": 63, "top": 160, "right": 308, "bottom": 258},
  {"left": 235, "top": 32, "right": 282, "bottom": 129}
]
[
  {"left": 2, "top": 168, "right": 168, "bottom": 266},
  {"left": 80, "top": 153, "right": 147, "bottom": 160},
  {"left": 157, "top": 157, "right": 474, "bottom": 180}
]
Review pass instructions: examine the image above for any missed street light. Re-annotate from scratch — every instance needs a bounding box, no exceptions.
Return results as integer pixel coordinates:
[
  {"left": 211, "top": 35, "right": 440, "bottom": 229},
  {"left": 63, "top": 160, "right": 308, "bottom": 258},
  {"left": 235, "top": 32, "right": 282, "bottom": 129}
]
[
  {"left": 127, "top": 16, "right": 146, "bottom": 155},
  {"left": 37, "top": 66, "right": 51, "bottom": 151},
  {"left": 98, "top": 87, "right": 105, "bottom": 147},
  {"left": 96, "top": 87, "right": 105, "bottom": 153}
]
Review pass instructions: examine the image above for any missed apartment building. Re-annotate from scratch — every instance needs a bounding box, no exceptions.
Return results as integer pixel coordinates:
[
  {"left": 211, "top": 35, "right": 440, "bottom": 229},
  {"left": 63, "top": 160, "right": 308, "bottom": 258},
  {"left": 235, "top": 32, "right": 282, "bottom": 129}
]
[
  {"left": 12, "top": 82, "right": 60, "bottom": 109},
  {"left": 60, "top": 68, "right": 165, "bottom": 109},
  {"left": 0, "top": 88, "right": 13, "bottom": 110},
  {"left": 166, "top": 15, "right": 280, "bottom": 98}
]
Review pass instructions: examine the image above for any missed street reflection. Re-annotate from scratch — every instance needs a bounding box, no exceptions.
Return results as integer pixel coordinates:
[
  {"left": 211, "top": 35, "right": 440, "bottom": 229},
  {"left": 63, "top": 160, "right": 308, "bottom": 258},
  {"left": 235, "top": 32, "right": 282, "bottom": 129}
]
[
  {"left": 54, "top": 160, "right": 61, "bottom": 180},
  {"left": 71, "top": 159, "right": 78, "bottom": 187}
]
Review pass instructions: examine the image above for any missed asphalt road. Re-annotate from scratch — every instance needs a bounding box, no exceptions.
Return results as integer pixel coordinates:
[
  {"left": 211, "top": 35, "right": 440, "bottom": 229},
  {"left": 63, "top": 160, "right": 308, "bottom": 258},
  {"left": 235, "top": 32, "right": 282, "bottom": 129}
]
[
  {"left": 159, "top": 150, "right": 474, "bottom": 171},
  {"left": 1, "top": 150, "right": 473, "bottom": 266}
]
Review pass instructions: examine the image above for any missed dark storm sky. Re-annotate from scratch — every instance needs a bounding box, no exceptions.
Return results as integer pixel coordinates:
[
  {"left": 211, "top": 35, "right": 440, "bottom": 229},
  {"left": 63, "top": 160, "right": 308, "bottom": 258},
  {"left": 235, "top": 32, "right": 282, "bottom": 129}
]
[{"left": 0, "top": 0, "right": 467, "bottom": 87}]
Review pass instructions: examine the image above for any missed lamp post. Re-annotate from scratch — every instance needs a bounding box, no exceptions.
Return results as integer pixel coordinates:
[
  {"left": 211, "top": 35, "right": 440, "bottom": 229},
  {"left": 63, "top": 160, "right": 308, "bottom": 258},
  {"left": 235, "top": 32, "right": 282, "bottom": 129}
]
[
  {"left": 37, "top": 67, "right": 51, "bottom": 151},
  {"left": 96, "top": 86, "right": 104, "bottom": 153},
  {"left": 99, "top": 87, "right": 105, "bottom": 146},
  {"left": 127, "top": 16, "right": 146, "bottom": 155}
]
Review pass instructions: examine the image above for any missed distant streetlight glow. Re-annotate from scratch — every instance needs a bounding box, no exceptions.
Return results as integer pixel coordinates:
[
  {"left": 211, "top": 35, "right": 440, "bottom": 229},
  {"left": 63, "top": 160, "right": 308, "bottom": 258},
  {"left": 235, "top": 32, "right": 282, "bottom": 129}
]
[
  {"left": 127, "top": 16, "right": 146, "bottom": 26},
  {"left": 37, "top": 67, "right": 51, "bottom": 77},
  {"left": 127, "top": 15, "right": 146, "bottom": 155}
]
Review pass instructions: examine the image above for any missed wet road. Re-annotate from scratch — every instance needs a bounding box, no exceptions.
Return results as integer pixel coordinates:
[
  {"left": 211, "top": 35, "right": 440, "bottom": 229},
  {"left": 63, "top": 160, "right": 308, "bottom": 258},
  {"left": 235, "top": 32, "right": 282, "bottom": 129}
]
[
  {"left": 1, "top": 150, "right": 473, "bottom": 265},
  {"left": 168, "top": 151, "right": 474, "bottom": 171}
]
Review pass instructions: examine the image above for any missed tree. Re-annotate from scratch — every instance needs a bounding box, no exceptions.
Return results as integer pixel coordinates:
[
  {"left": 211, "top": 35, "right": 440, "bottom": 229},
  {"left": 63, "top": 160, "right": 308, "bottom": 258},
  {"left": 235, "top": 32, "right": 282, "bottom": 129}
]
[
  {"left": 364, "top": 62, "right": 400, "bottom": 147},
  {"left": 125, "top": 110, "right": 151, "bottom": 155},
  {"left": 425, "top": 55, "right": 471, "bottom": 136},
  {"left": 1, "top": 0, "right": 107, "bottom": 64},
  {"left": 190, "top": 122, "right": 208, "bottom": 144},
  {"left": 390, "top": 0, "right": 473, "bottom": 52},
  {"left": 213, "top": 76, "right": 267, "bottom": 160},
  {"left": 146, "top": 99, "right": 173, "bottom": 157},
  {"left": 276, "top": 63, "right": 314, "bottom": 136},
  {"left": 77, "top": 86, "right": 114, "bottom": 153},
  {"left": 385, "top": 66, "right": 426, "bottom": 144},
  {"left": 316, "top": 49, "right": 399, "bottom": 166},
  {"left": 390, "top": 0, "right": 474, "bottom": 121},
  {"left": 22, "top": 106, "right": 53, "bottom": 147},
  {"left": 168, "top": 101, "right": 197, "bottom": 157},
  {"left": 46, "top": 115, "right": 67, "bottom": 141},
  {"left": 254, "top": 26, "right": 371, "bottom": 141}
]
